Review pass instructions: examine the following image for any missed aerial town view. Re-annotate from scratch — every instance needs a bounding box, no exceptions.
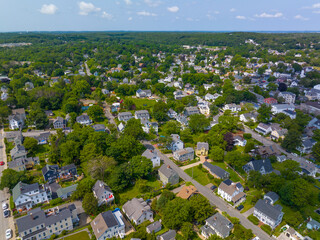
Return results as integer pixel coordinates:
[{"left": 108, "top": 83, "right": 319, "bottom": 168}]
[{"left": 1, "top": 1, "right": 320, "bottom": 240}]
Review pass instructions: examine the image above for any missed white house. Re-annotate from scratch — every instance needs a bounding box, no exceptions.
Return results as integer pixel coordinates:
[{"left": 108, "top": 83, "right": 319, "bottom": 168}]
[
  {"left": 13, "top": 182, "right": 49, "bottom": 212},
  {"left": 278, "top": 92, "right": 296, "bottom": 104},
  {"left": 167, "top": 109, "right": 177, "bottom": 119},
  {"left": 92, "top": 180, "right": 114, "bottom": 206},
  {"left": 271, "top": 104, "right": 295, "bottom": 114},
  {"left": 118, "top": 112, "right": 133, "bottom": 122},
  {"left": 218, "top": 180, "right": 245, "bottom": 204},
  {"left": 233, "top": 136, "right": 247, "bottom": 147},
  {"left": 135, "top": 110, "right": 150, "bottom": 120},
  {"left": 142, "top": 149, "right": 161, "bottom": 167},
  {"left": 122, "top": 198, "right": 153, "bottom": 225},
  {"left": 76, "top": 114, "right": 92, "bottom": 125},
  {"left": 168, "top": 134, "right": 184, "bottom": 151},
  {"left": 223, "top": 104, "right": 241, "bottom": 112},
  {"left": 254, "top": 199, "right": 283, "bottom": 229}
]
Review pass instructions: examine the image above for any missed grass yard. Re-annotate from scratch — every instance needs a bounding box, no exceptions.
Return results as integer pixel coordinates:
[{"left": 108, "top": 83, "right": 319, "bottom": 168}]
[
  {"left": 240, "top": 189, "right": 262, "bottom": 213},
  {"left": 35, "top": 144, "right": 50, "bottom": 161},
  {"left": 63, "top": 231, "right": 90, "bottom": 240},
  {"left": 119, "top": 177, "right": 162, "bottom": 204},
  {"left": 52, "top": 110, "right": 66, "bottom": 118},
  {"left": 185, "top": 167, "right": 213, "bottom": 186},
  {"left": 128, "top": 97, "right": 157, "bottom": 111},
  {"left": 210, "top": 161, "right": 243, "bottom": 183}
]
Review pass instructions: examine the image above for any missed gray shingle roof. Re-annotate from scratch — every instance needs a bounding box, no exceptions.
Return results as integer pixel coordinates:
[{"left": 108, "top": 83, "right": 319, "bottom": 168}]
[
  {"left": 12, "top": 182, "right": 40, "bottom": 202},
  {"left": 243, "top": 159, "right": 273, "bottom": 173},
  {"left": 159, "top": 164, "right": 178, "bottom": 179},
  {"left": 254, "top": 199, "right": 283, "bottom": 221},
  {"left": 197, "top": 142, "right": 209, "bottom": 151},
  {"left": 264, "top": 192, "right": 279, "bottom": 204},
  {"left": 92, "top": 180, "right": 113, "bottom": 199},
  {"left": 205, "top": 213, "right": 233, "bottom": 238},
  {"left": 122, "top": 198, "right": 151, "bottom": 222},
  {"left": 203, "top": 162, "right": 229, "bottom": 179},
  {"left": 160, "top": 230, "right": 176, "bottom": 240}
]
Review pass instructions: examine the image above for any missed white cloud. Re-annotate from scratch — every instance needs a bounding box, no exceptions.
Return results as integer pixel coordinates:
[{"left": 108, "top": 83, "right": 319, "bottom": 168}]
[
  {"left": 236, "top": 15, "right": 246, "bottom": 20},
  {"left": 214, "top": 11, "right": 220, "bottom": 14},
  {"left": 144, "top": 0, "right": 162, "bottom": 7},
  {"left": 304, "top": 3, "right": 320, "bottom": 9},
  {"left": 124, "top": 0, "right": 133, "bottom": 5},
  {"left": 254, "top": 12, "right": 283, "bottom": 18},
  {"left": 101, "top": 11, "right": 113, "bottom": 19},
  {"left": 128, "top": 17, "right": 133, "bottom": 21},
  {"left": 137, "top": 11, "right": 157, "bottom": 16},
  {"left": 167, "top": 6, "right": 179, "bottom": 13},
  {"left": 40, "top": 4, "right": 58, "bottom": 15},
  {"left": 78, "top": 2, "right": 101, "bottom": 15},
  {"left": 294, "top": 14, "right": 309, "bottom": 20},
  {"left": 230, "top": 8, "right": 236, "bottom": 12}
]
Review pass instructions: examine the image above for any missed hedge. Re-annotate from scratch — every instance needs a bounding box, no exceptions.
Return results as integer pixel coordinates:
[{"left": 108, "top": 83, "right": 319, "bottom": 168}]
[
  {"left": 248, "top": 214, "right": 259, "bottom": 225},
  {"left": 261, "top": 224, "right": 273, "bottom": 235}
]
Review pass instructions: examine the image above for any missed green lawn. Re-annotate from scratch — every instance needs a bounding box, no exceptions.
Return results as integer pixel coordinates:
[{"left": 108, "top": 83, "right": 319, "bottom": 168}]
[
  {"left": 185, "top": 167, "right": 213, "bottom": 186},
  {"left": 240, "top": 189, "right": 262, "bottom": 213},
  {"left": 52, "top": 110, "right": 66, "bottom": 118},
  {"left": 63, "top": 231, "right": 90, "bottom": 240},
  {"left": 128, "top": 97, "right": 157, "bottom": 111},
  {"left": 35, "top": 144, "right": 50, "bottom": 161}
]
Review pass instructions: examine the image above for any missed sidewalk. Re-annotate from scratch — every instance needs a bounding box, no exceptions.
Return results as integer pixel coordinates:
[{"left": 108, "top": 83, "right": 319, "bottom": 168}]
[{"left": 180, "top": 161, "right": 202, "bottom": 170}]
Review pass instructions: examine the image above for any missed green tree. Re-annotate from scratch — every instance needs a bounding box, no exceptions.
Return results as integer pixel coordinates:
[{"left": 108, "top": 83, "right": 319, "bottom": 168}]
[
  {"left": 87, "top": 105, "right": 104, "bottom": 121},
  {"left": 82, "top": 192, "right": 98, "bottom": 215},
  {"left": 244, "top": 141, "right": 255, "bottom": 153},
  {"left": 162, "top": 121, "right": 181, "bottom": 136},
  {"left": 87, "top": 156, "right": 116, "bottom": 180},
  {"left": 257, "top": 104, "right": 272, "bottom": 123},
  {"left": 23, "top": 137, "right": 38, "bottom": 155},
  {"left": 189, "top": 194, "right": 215, "bottom": 224},
  {"left": 189, "top": 114, "right": 210, "bottom": 133},
  {"left": 181, "top": 222, "right": 194, "bottom": 240},
  {"left": 59, "top": 140, "right": 80, "bottom": 164},
  {"left": 225, "top": 151, "right": 249, "bottom": 170},
  {"left": 209, "top": 146, "right": 224, "bottom": 162},
  {"left": 157, "top": 190, "right": 175, "bottom": 211},
  {"left": 27, "top": 109, "right": 49, "bottom": 129},
  {"left": 72, "top": 178, "right": 96, "bottom": 200},
  {"left": 0, "top": 106, "right": 11, "bottom": 125},
  {"left": 281, "top": 129, "right": 302, "bottom": 152},
  {"left": 153, "top": 101, "right": 168, "bottom": 122},
  {"left": 123, "top": 118, "right": 145, "bottom": 139},
  {"left": 130, "top": 156, "right": 153, "bottom": 179},
  {"left": 312, "top": 142, "right": 320, "bottom": 162},
  {"left": 0, "top": 169, "right": 30, "bottom": 190},
  {"left": 162, "top": 198, "right": 192, "bottom": 229}
]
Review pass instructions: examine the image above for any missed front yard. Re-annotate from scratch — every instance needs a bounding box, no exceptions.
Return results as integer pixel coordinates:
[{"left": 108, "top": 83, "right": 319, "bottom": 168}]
[{"left": 184, "top": 166, "right": 214, "bottom": 186}]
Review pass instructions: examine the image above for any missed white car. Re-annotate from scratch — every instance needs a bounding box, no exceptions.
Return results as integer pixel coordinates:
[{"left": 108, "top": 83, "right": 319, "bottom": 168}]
[
  {"left": 2, "top": 202, "right": 8, "bottom": 210},
  {"left": 5, "top": 229, "right": 12, "bottom": 239}
]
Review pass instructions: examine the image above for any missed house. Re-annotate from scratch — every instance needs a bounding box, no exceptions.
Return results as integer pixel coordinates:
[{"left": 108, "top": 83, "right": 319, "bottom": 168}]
[
  {"left": 233, "top": 136, "right": 247, "bottom": 147},
  {"left": 92, "top": 124, "right": 106, "bottom": 132},
  {"left": 16, "top": 206, "right": 77, "bottom": 240},
  {"left": 270, "top": 127, "right": 287, "bottom": 141},
  {"left": 254, "top": 199, "right": 284, "bottom": 229},
  {"left": 92, "top": 180, "right": 114, "bottom": 206},
  {"left": 10, "top": 145, "right": 27, "bottom": 161},
  {"left": 53, "top": 117, "right": 67, "bottom": 129},
  {"left": 203, "top": 162, "right": 230, "bottom": 180},
  {"left": 300, "top": 102, "right": 320, "bottom": 116},
  {"left": 264, "top": 98, "right": 278, "bottom": 105},
  {"left": 199, "top": 105, "right": 210, "bottom": 115},
  {"left": 271, "top": 104, "right": 295, "bottom": 114},
  {"left": 136, "top": 89, "right": 152, "bottom": 98},
  {"left": 118, "top": 122, "right": 125, "bottom": 132},
  {"left": 223, "top": 104, "right": 241, "bottom": 112},
  {"left": 13, "top": 182, "right": 49, "bottom": 212},
  {"left": 176, "top": 185, "right": 198, "bottom": 199},
  {"left": 122, "top": 198, "right": 153, "bottom": 225},
  {"left": 168, "top": 134, "right": 184, "bottom": 151},
  {"left": 76, "top": 114, "right": 92, "bottom": 125},
  {"left": 33, "top": 132, "right": 51, "bottom": 145},
  {"left": 5, "top": 130, "right": 22, "bottom": 142},
  {"left": 277, "top": 155, "right": 287, "bottom": 162},
  {"left": 9, "top": 108, "right": 26, "bottom": 130},
  {"left": 300, "top": 160, "right": 317, "bottom": 177},
  {"left": 205, "top": 93, "right": 215, "bottom": 101},
  {"left": 8, "top": 157, "right": 39, "bottom": 172},
  {"left": 118, "top": 112, "right": 133, "bottom": 122},
  {"left": 240, "top": 112, "right": 258, "bottom": 123},
  {"left": 174, "top": 90, "right": 187, "bottom": 100},
  {"left": 256, "top": 145, "right": 281, "bottom": 157},
  {"left": 184, "top": 106, "right": 200, "bottom": 117},
  {"left": 56, "top": 184, "right": 78, "bottom": 199},
  {"left": 243, "top": 159, "right": 273, "bottom": 175},
  {"left": 167, "top": 109, "right": 177, "bottom": 119},
  {"left": 264, "top": 192, "right": 279, "bottom": 205},
  {"left": 158, "top": 164, "right": 179, "bottom": 185},
  {"left": 279, "top": 92, "right": 296, "bottom": 104},
  {"left": 141, "top": 118, "right": 158, "bottom": 134},
  {"left": 255, "top": 123, "right": 272, "bottom": 135},
  {"left": 142, "top": 149, "right": 161, "bottom": 167},
  {"left": 146, "top": 220, "right": 162, "bottom": 234},
  {"left": 159, "top": 230, "right": 176, "bottom": 240},
  {"left": 196, "top": 142, "right": 209, "bottom": 156},
  {"left": 135, "top": 110, "right": 150, "bottom": 120},
  {"left": 176, "top": 114, "right": 189, "bottom": 129},
  {"left": 307, "top": 218, "right": 320, "bottom": 230},
  {"left": 201, "top": 212, "right": 233, "bottom": 239},
  {"left": 91, "top": 210, "right": 125, "bottom": 240},
  {"left": 42, "top": 165, "right": 59, "bottom": 182},
  {"left": 59, "top": 164, "right": 77, "bottom": 181},
  {"left": 218, "top": 180, "right": 245, "bottom": 204},
  {"left": 173, "top": 147, "right": 194, "bottom": 161},
  {"left": 298, "top": 139, "right": 317, "bottom": 154}
]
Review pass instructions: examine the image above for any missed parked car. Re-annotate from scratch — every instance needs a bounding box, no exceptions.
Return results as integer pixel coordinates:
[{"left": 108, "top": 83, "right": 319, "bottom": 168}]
[
  {"left": 2, "top": 202, "right": 8, "bottom": 210},
  {"left": 0, "top": 161, "right": 5, "bottom": 166},
  {"left": 5, "top": 229, "right": 12, "bottom": 239},
  {"left": 236, "top": 205, "right": 244, "bottom": 211},
  {"left": 3, "top": 210, "right": 10, "bottom": 218},
  {"left": 210, "top": 185, "right": 217, "bottom": 191}
]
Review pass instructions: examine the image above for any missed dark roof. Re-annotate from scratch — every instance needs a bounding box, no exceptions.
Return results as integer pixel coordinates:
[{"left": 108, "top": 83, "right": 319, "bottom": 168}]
[
  {"left": 159, "top": 164, "right": 178, "bottom": 179},
  {"left": 92, "top": 124, "right": 105, "bottom": 131},
  {"left": 203, "top": 162, "right": 229, "bottom": 179},
  {"left": 61, "top": 163, "right": 76, "bottom": 171},
  {"left": 264, "top": 192, "right": 279, "bottom": 203},
  {"left": 206, "top": 212, "right": 233, "bottom": 238},
  {"left": 101, "top": 210, "right": 119, "bottom": 228},
  {"left": 254, "top": 199, "right": 283, "bottom": 221},
  {"left": 42, "top": 164, "right": 59, "bottom": 175},
  {"left": 223, "top": 179, "right": 232, "bottom": 186},
  {"left": 160, "top": 230, "right": 176, "bottom": 240},
  {"left": 243, "top": 159, "right": 273, "bottom": 173}
]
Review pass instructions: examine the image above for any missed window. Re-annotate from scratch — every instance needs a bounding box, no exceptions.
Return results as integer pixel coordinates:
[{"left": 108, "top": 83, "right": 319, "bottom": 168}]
[
  {"left": 55, "top": 227, "right": 58, "bottom": 231},
  {"left": 66, "top": 223, "right": 68, "bottom": 226}
]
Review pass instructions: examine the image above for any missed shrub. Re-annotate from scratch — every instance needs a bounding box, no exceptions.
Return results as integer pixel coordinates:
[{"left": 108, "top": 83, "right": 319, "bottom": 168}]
[
  {"left": 243, "top": 133, "right": 252, "bottom": 139},
  {"left": 261, "top": 224, "right": 273, "bottom": 235},
  {"left": 248, "top": 214, "right": 259, "bottom": 225},
  {"left": 50, "top": 198, "right": 64, "bottom": 207}
]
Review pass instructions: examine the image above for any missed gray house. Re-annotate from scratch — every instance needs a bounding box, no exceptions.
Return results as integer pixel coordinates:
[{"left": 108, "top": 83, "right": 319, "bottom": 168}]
[
  {"left": 184, "top": 106, "right": 200, "bottom": 117},
  {"left": 254, "top": 199, "right": 284, "bottom": 229},
  {"left": 159, "top": 230, "right": 176, "bottom": 240},
  {"left": 203, "top": 161, "right": 230, "bottom": 180},
  {"left": 146, "top": 220, "right": 162, "bottom": 234},
  {"left": 135, "top": 110, "right": 150, "bottom": 120},
  {"left": 122, "top": 198, "right": 153, "bottom": 225},
  {"left": 201, "top": 212, "right": 233, "bottom": 239},
  {"left": 264, "top": 192, "right": 279, "bottom": 205},
  {"left": 158, "top": 164, "right": 179, "bottom": 185},
  {"left": 118, "top": 112, "right": 133, "bottom": 122},
  {"left": 92, "top": 180, "right": 114, "bottom": 206},
  {"left": 10, "top": 145, "right": 27, "bottom": 161},
  {"left": 173, "top": 147, "right": 194, "bottom": 161},
  {"left": 53, "top": 117, "right": 67, "bottom": 129},
  {"left": 243, "top": 159, "right": 273, "bottom": 175}
]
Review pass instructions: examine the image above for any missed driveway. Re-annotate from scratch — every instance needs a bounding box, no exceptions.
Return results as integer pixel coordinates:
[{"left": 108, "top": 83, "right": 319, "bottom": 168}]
[
  {"left": 148, "top": 142, "right": 275, "bottom": 240},
  {"left": 242, "top": 207, "right": 254, "bottom": 218}
]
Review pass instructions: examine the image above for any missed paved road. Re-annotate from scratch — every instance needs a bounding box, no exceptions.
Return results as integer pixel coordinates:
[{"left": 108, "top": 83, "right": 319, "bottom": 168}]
[
  {"left": 144, "top": 143, "right": 274, "bottom": 240},
  {"left": 84, "top": 61, "right": 92, "bottom": 76},
  {"left": 0, "top": 128, "right": 15, "bottom": 239},
  {"left": 103, "top": 102, "right": 116, "bottom": 127},
  {"left": 22, "top": 130, "right": 56, "bottom": 137},
  {"left": 243, "top": 126, "right": 317, "bottom": 171}
]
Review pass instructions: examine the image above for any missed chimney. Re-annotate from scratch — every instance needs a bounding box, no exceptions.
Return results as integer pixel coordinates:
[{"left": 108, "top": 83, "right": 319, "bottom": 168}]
[
  {"left": 30, "top": 212, "right": 34, "bottom": 220},
  {"left": 167, "top": 165, "right": 170, "bottom": 169}
]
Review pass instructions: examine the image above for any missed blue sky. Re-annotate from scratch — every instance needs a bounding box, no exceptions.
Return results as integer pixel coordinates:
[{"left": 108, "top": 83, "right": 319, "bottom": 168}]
[{"left": 2, "top": 0, "right": 320, "bottom": 32}]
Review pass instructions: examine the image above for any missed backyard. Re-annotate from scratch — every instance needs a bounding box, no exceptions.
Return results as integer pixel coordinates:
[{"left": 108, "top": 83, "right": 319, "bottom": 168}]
[
  {"left": 63, "top": 230, "right": 90, "bottom": 240},
  {"left": 127, "top": 97, "right": 157, "bottom": 111}
]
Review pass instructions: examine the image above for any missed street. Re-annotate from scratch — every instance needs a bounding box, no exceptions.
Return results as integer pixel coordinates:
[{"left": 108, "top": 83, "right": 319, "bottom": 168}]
[
  {"left": 0, "top": 129, "right": 15, "bottom": 239},
  {"left": 103, "top": 102, "right": 117, "bottom": 127},
  {"left": 144, "top": 142, "right": 275, "bottom": 240}
]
